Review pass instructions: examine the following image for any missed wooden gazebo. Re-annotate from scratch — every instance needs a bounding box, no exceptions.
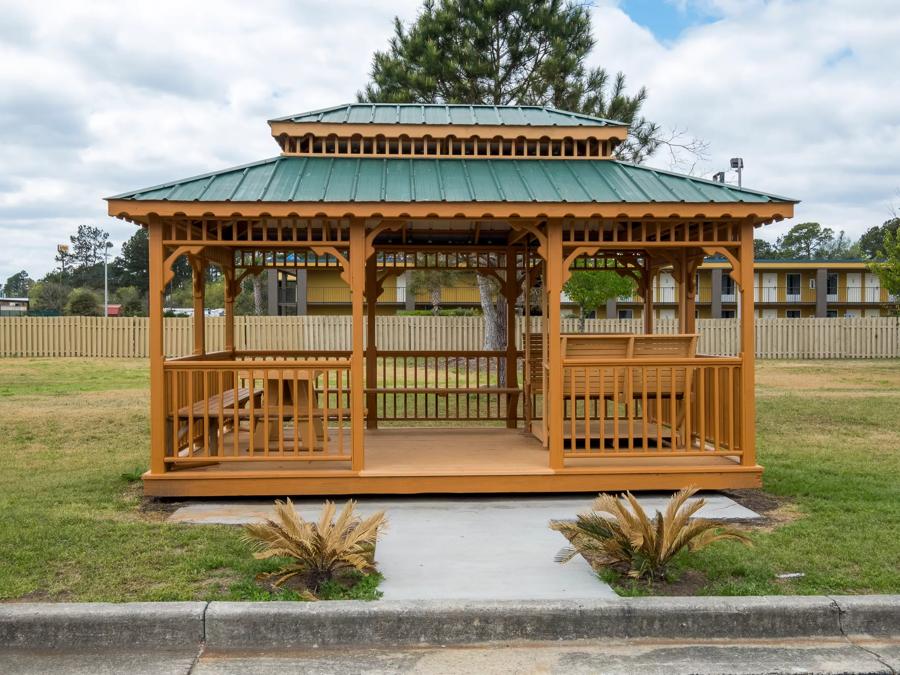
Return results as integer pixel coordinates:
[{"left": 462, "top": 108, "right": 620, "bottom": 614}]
[{"left": 107, "top": 103, "right": 795, "bottom": 497}]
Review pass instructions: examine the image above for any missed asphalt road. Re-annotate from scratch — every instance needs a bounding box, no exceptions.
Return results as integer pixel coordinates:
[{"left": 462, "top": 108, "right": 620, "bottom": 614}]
[{"left": 3, "top": 638, "right": 898, "bottom": 674}]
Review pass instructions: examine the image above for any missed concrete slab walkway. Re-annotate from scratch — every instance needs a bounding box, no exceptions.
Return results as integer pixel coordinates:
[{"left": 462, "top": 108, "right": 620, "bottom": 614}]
[{"left": 168, "top": 493, "right": 759, "bottom": 602}]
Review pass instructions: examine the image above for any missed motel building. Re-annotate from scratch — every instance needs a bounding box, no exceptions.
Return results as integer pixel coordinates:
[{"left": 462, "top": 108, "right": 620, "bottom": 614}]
[{"left": 268, "top": 259, "right": 895, "bottom": 320}]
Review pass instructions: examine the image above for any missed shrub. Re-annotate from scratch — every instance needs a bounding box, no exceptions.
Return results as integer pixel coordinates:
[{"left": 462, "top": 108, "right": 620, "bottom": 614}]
[
  {"left": 242, "top": 499, "right": 387, "bottom": 595},
  {"left": 550, "top": 486, "right": 751, "bottom": 581},
  {"left": 64, "top": 288, "right": 101, "bottom": 316}
]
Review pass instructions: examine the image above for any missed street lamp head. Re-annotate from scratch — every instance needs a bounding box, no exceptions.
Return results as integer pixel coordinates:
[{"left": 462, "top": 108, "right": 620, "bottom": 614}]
[{"left": 729, "top": 157, "right": 744, "bottom": 170}]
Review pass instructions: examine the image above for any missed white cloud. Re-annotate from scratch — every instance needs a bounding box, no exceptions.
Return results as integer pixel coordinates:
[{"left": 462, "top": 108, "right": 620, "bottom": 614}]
[
  {"left": 1, "top": 0, "right": 898, "bottom": 282},
  {"left": 587, "top": 0, "right": 900, "bottom": 242}
]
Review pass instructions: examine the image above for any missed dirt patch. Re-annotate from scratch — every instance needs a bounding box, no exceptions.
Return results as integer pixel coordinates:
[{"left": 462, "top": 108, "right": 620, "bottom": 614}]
[
  {"left": 720, "top": 489, "right": 803, "bottom": 531},
  {"left": 138, "top": 496, "right": 188, "bottom": 520}
]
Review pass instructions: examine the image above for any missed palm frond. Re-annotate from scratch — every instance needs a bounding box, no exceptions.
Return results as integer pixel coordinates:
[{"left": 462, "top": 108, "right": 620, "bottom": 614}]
[
  {"left": 242, "top": 499, "right": 387, "bottom": 595},
  {"left": 549, "top": 485, "right": 751, "bottom": 581}
]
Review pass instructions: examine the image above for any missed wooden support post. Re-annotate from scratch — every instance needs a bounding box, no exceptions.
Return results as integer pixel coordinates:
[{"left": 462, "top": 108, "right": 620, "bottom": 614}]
[
  {"left": 190, "top": 257, "right": 205, "bottom": 356},
  {"left": 349, "top": 224, "right": 366, "bottom": 471},
  {"left": 223, "top": 268, "right": 235, "bottom": 353},
  {"left": 365, "top": 254, "right": 378, "bottom": 430},
  {"left": 545, "top": 223, "right": 564, "bottom": 469},
  {"left": 148, "top": 216, "right": 166, "bottom": 475},
  {"left": 642, "top": 268, "right": 655, "bottom": 334},
  {"left": 739, "top": 221, "right": 756, "bottom": 466},
  {"left": 504, "top": 247, "right": 520, "bottom": 429},
  {"left": 677, "top": 250, "right": 688, "bottom": 334},
  {"left": 684, "top": 253, "right": 700, "bottom": 334}
]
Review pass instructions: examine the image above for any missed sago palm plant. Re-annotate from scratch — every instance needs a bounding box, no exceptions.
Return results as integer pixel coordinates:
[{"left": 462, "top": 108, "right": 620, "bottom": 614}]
[
  {"left": 243, "top": 499, "right": 387, "bottom": 594},
  {"left": 550, "top": 486, "right": 751, "bottom": 581}
]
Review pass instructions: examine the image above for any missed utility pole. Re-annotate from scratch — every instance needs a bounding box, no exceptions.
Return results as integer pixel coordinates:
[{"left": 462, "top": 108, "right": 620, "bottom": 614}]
[{"left": 103, "top": 241, "right": 113, "bottom": 317}]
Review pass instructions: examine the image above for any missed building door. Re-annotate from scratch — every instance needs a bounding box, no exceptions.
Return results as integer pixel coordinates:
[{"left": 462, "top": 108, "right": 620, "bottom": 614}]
[
  {"left": 864, "top": 272, "right": 880, "bottom": 304},
  {"left": 655, "top": 271, "right": 676, "bottom": 304},
  {"left": 761, "top": 272, "right": 777, "bottom": 303},
  {"left": 846, "top": 272, "right": 861, "bottom": 303}
]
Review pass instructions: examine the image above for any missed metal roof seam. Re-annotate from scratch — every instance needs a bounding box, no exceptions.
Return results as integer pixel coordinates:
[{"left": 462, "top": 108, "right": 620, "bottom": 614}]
[
  {"left": 226, "top": 168, "right": 251, "bottom": 202},
  {"left": 586, "top": 161, "right": 625, "bottom": 202},
  {"left": 485, "top": 161, "right": 507, "bottom": 201},
  {"left": 535, "top": 160, "right": 565, "bottom": 202},
  {"left": 288, "top": 157, "right": 309, "bottom": 202},
  {"left": 460, "top": 160, "right": 476, "bottom": 201},
  {"left": 560, "top": 161, "right": 594, "bottom": 202},
  {"left": 408, "top": 158, "right": 416, "bottom": 202},
  {"left": 611, "top": 162, "right": 655, "bottom": 202},
  {"left": 379, "top": 160, "right": 387, "bottom": 201},
  {"left": 258, "top": 158, "right": 281, "bottom": 201},
  {"left": 194, "top": 175, "right": 217, "bottom": 202},
  {"left": 349, "top": 158, "right": 362, "bottom": 201},
  {"left": 511, "top": 160, "right": 537, "bottom": 202},
  {"left": 645, "top": 167, "right": 683, "bottom": 202},
  {"left": 434, "top": 160, "right": 447, "bottom": 201}
]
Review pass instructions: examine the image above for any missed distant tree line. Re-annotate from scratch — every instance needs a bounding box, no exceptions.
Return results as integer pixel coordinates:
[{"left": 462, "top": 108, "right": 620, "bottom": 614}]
[
  {"left": 2, "top": 225, "right": 266, "bottom": 316},
  {"left": 754, "top": 218, "right": 899, "bottom": 261}
]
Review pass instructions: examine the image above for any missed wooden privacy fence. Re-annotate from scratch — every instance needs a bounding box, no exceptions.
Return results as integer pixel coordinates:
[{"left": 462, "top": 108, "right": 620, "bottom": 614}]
[{"left": 0, "top": 316, "right": 898, "bottom": 359}]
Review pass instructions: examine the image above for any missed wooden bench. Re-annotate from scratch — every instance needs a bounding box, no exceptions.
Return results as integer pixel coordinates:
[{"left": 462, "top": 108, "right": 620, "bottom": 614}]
[{"left": 173, "top": 387, "right": 263, "bottom": 456}]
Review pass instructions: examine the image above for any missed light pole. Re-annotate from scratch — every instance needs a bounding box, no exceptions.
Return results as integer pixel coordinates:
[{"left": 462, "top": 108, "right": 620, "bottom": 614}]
[
  {"left": 730, "top": 157, "right": 744, "bottom": 188},
  {"left": 103, "top": 241, "right": 113, "bottom": 317}
]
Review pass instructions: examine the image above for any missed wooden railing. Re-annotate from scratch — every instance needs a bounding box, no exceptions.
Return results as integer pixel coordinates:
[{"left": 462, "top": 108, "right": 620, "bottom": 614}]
[
  {"left": 163, "top": 357, "right": 352, "bottom": 464},
  {"left": 560, "top": 356, "right": 743, "bottom": 459},
  {"left": 366, "top": 350, "right": 523, "bottom": 423}
]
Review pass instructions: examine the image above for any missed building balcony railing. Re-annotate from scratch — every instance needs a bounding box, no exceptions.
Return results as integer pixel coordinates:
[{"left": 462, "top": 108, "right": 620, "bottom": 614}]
[
  {"left": 305, "top": 286, "right": 484, "bottom": 304},
  {"left": 754, "top": 286, "right": 816, "bottom": 303}
]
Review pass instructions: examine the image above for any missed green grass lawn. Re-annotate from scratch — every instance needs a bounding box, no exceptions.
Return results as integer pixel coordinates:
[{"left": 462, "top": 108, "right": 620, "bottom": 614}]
[{"left": 0, "top": 357, "right": 898, "bottom": 601}]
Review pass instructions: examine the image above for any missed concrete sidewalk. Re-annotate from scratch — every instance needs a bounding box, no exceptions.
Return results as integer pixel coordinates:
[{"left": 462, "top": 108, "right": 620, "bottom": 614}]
[{"left": 168, "top": 494, "right": 759, "bottom": 601}]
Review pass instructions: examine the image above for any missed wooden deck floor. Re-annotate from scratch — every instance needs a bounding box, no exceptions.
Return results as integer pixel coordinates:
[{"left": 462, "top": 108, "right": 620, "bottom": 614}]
[{"left": 146, "top": 427, "right": 760, "bottom": 497}]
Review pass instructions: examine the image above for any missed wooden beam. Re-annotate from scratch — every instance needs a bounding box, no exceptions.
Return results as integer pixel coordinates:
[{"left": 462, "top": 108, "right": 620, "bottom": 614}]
[
  {"left": 147, "top": 215, "right": 166, "bottom": 476},
  {"left": 108, "top": 200, "right": 793, "bottom": 224},
  {"left": 545, "top": 222, "right": 564, "bottom": 469},
  {"left": 739, "top": 221, "right": 757, "bottom": 467},
  {"left": 365, "top": 253, "right": 379, "bottom": 430},
  {"left": 349, "top": 221, "right": 366, "bottom": 471},
  {"left": 190, "top": 256, "right": 205, "bottom": 356},
  {"left": 504, "top": 247, "right": 520, "bottom": 429}
]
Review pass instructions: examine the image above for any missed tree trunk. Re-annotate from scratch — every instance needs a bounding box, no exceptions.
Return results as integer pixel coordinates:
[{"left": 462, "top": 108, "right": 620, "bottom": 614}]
[
  {"left": 252, "top": 274, "right": 264, "bottom": 315},
  {"left": 478, "top": 273, "right": 506, "bottom": 350},
  {"left": 477, "top": 273, "right": 508, "bottom": 383},
  {"left": 431, "top": 287, "right": 441, "bottom": 315}
]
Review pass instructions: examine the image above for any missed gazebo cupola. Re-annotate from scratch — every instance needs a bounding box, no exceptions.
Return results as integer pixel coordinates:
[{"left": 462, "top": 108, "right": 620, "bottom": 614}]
[{"left": 268, "top": 103, "right": 629, "bottom": 159}]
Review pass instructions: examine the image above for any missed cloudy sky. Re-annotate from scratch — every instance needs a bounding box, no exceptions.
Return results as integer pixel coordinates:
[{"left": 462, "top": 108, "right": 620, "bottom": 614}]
[{"left": 1, "top": 0, "right": 898, "bottom": 282}]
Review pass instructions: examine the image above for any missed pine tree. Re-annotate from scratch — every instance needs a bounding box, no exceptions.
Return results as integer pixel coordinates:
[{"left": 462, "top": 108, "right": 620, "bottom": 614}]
[{"left": 360, "top": 0, "right": 664, "bottom": 349}]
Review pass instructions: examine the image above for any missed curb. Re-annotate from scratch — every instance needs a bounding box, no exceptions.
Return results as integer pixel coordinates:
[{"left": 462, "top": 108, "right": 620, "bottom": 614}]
[
  {"left": 1, "top": 596, "right": 897, "bottom": 651},
  {"left": 0, "top": 602, "right": 206, "bottom": 651}
]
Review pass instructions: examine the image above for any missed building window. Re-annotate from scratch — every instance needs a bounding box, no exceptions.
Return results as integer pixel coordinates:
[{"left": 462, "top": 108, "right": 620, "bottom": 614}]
[
  {"left": 617, "top": 308, "right": 634, "bottom": 320},
  {"left": 786, "top": 309, "right": 801, "bottom": 318},
  {"left": 721, "top": 274, "right": 735, "bottom": 301},
  {"left": 721, "top": 309, "right": 736, "bottom": 319},
  {"left": 826, "top": 273, "right": 838, "bottom": 300},
  {"left": 786, "top": 273, "right": 801, "bottom": 301},
  {"left": 826, "top": 310, "right": 838, "bottom": 318}
]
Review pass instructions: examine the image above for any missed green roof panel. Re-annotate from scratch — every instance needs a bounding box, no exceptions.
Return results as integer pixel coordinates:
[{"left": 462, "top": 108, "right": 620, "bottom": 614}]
[
  {"left": 271, "top": 103, "right": 627, "bottom": 128},
  {"left": 109, "top": 157, "right": 796, "bottom": 205}
]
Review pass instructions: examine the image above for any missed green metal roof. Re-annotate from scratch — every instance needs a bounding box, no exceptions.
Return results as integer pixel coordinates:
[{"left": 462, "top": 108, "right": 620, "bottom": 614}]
[
  {"left": 108, "top": 157, "right": 795, "bottom": 204},
  {"left": 270, "top": 104, "right": 627, "bottom": 127}
]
